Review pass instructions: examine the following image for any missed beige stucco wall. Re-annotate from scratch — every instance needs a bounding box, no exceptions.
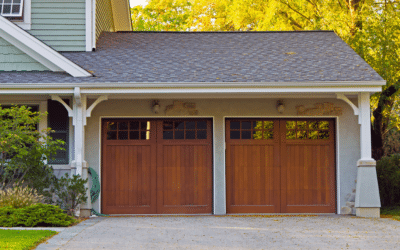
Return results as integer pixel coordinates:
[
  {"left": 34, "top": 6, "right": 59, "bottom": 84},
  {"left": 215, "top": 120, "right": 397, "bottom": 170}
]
[{"left": 85, "top": 97, "right": 360, "bottom": 214}]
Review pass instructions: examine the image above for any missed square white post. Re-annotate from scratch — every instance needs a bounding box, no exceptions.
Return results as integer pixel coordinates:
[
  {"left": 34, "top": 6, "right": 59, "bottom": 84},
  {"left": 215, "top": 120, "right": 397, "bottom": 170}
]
[
  {"left": 71, "top": 88, "right": 92, "bottom": 217},
  {"left": 355, "top": 92, "right": 381, "bottom": 218}
]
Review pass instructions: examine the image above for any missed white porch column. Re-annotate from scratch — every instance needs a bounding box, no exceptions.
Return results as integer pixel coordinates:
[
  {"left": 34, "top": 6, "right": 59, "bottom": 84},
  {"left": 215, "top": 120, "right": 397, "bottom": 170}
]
[
  {"left": 355, "top": 92, "right": 381, "bottom": 218},
  {"left": 71, "top": 87, "right": 92, "bottom": 217},
  {"left": 51, "top": 91, "right": 108, "bottom": 217}
]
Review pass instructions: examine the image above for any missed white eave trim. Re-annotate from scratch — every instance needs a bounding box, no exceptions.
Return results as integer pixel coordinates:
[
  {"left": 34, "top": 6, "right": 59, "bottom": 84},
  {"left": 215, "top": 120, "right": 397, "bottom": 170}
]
[
  {"left": 0, "top": 80, "right": 386, "bottom": 89},
  {"left": 0, "top": 86, "right": 384, "bottom": 95},
  {"left": 0, "top": 16, "right": 92, "bottom": 77}
]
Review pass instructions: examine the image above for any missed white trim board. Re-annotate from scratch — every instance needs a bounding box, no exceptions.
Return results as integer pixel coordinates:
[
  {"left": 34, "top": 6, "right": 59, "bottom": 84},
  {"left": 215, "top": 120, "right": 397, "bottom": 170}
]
[
  {"left": 0, "top": 87, "right": 383, "bottom": 95},
  {"left": 0, "top": 81, "right": 386, "bottom": 89},
  {"left": 0, "top": 16, "right": 91, "bottom": 77}
]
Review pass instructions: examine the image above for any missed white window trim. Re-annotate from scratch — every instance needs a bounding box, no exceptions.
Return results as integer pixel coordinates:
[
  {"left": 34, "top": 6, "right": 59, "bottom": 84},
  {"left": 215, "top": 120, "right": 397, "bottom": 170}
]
[{"left": 10, "top": 0, "right": 31, "bottom": 30}]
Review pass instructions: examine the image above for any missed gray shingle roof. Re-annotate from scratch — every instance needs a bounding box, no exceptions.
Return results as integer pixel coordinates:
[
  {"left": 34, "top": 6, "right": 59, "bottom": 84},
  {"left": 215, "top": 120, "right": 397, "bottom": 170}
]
[{"left": 0, "top": 31, "right": 384, "bottom": 84}]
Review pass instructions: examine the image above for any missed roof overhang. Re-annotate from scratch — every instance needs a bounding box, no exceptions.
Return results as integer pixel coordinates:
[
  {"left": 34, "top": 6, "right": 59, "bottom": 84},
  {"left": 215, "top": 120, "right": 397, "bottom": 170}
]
[
  {"left": 0, "top": 16, "right": 92, "bottom": 77},
  {"left": 0, "top": 80, "right": 386, "bottom": 89},
  {"left": 0, "top": 81, "right": 385, "bottom": 96}
]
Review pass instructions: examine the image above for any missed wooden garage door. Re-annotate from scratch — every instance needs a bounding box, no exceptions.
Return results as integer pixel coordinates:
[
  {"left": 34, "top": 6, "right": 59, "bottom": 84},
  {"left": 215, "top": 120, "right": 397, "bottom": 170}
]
[
  {"left": 226, "top": 119, "right": 336, "bottom": 213},
  {"left": 102, "top": 119, "right": 212, "bottom": 214}
]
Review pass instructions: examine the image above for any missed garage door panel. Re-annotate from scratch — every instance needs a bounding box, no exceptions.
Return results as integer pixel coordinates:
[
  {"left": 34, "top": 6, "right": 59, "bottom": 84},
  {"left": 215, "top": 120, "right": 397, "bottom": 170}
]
[
  {"left": 158, "top": 143, "right": 212, "bottom": 213},
  {"left": 229, "top": 145, "right": 276, "bottom": 206},
  {"left": 102, "top": 144, "right": 155, "bottom": 213},
  {"left": 280, "top": 119, "right": 336, "bottom": 213},
  {"left": 284, "top": 144, "right": 333, "bottom": 207},
  {"left": 226, "top": 119, "right": 281, "bottom": 213},
  {"left": 227, "top": 118, "right": 336, "bottom": 214}
]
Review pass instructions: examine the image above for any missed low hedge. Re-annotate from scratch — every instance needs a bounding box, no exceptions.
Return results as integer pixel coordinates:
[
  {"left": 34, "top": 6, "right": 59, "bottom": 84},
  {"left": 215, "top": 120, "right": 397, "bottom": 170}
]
[{"left": 0, "top": 203, "right": 78, "bottom": 227}]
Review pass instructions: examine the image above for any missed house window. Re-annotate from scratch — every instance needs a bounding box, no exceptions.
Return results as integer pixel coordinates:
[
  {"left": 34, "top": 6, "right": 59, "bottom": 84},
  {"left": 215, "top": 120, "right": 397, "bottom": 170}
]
[
  {"left": 0, "top": 0, "right": 24, "bottom": 18},
  {"left": 1, "top": 0, "right": 30, "bottom": 30},
  {"left": 48, "top": 99, "right": 69, "bottom": 165}
]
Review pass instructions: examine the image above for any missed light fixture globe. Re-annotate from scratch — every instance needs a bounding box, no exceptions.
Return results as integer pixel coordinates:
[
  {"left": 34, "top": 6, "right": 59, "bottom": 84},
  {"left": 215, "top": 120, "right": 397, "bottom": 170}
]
[
  {"left": 152, "top": 100, "right": 160, "bottom": 114},
  {"left": 276, "top": 100, "right": 285, "bottom": 113}
]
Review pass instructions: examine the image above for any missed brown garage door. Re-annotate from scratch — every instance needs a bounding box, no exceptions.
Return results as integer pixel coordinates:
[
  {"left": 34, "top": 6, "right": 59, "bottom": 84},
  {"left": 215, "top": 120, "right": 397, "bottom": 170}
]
[
  {"left": 102, "top": 119, "right": 213, "bottom": 214},
  {"left": 226, "top": 119, "right": 336, "bottom": 213}
]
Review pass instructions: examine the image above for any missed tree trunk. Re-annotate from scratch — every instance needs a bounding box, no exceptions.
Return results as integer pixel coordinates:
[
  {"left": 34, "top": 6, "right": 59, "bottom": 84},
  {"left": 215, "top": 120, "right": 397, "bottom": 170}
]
[{"left": 372, "top": 84, "right": 399, "bottom": 160}]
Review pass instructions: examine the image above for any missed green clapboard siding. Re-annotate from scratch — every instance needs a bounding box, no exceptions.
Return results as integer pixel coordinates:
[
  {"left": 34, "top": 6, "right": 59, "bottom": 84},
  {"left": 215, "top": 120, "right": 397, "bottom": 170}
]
[
  {"left": 0, "top": 37, "right": 49, "bottom": 71},
  {"left": 96, "top": 0, "right": 114, "bottom": 42},
  {"left": 28, "top": 0, "right": 86, "bottom": 52}
]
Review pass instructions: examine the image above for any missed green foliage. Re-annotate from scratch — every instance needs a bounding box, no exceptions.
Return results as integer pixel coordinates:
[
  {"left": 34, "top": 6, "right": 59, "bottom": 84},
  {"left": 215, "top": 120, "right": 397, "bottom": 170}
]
[
  {"left": 0, "top": 182, "right": 44, "bottom": 209},
  {"left": 51, "top": 174, "right": 88, "bottom": 216},
  {"left": 376, "top": 154, "right": 400, "bottom": 207},
  {"left": 131, "top": 0, "right": 191, "bottom": 31},
  {"left": 0, "top": 229, "right": 57, "bottom": 250},
  {"left": 0, "top": 105, "right": 64, "bottom": 197},
  {"left": 131, "top": 1, "right": 400, "bottom": 158},
  {"left": 0, "top": 204, "right": 77, "bottom": 227}
]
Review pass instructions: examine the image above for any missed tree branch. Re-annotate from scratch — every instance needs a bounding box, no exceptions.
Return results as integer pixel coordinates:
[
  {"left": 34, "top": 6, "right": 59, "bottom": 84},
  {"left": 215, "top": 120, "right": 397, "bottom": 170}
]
[{"left": 278, "top": 0, "right": 313, "bottom": 23}]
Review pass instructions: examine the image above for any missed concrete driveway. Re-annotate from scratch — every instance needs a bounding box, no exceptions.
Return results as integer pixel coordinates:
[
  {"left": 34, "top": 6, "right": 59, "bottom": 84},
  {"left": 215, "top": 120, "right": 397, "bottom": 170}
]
[{"left": 36, "top": 215, "right": 400, "bottom": 250}]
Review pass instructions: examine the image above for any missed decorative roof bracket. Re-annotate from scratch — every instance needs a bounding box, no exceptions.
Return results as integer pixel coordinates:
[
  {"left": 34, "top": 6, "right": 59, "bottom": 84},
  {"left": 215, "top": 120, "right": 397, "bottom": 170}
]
[
  {"left": 50, "top": 95, "right": 73, "bottom": 117},
  {"left": 336, "top": 93, "right": 361, "bottom": 124}
]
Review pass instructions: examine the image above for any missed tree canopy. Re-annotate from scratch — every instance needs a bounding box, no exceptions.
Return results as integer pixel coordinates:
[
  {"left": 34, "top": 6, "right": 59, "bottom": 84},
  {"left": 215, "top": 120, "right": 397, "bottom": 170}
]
[{"left": 131, "top": 0, "right": 400, "bottom": 160}]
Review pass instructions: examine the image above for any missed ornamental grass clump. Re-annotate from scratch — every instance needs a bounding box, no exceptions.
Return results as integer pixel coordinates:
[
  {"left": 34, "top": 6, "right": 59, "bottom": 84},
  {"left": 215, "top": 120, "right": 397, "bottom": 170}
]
[{"left": 0, "top": 182, "right": 44, "bottom": 209}]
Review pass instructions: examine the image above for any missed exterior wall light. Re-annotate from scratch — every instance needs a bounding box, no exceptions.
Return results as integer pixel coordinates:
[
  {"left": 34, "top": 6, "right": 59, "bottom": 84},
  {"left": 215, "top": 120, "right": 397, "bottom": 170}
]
[
  {"left": 276, "top": 100, "right": 285, "bottom": 113},
  {"left": 152, "top": 100, "right": 160, "bottom": 114}
]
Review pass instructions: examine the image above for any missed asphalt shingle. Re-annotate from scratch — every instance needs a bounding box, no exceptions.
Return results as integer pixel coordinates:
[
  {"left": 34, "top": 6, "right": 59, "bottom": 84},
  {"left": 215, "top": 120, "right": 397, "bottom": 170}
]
[{"left": 0, "top": 31, "right": 384, "bottom": 84}]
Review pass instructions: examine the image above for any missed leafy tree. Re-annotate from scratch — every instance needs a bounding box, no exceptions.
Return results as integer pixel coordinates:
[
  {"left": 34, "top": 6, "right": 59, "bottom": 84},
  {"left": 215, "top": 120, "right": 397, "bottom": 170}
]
[
  {"left": 0, "top": 105, "right": 64, "bottom": 195},
  {"left": 131, "top": 0, "right": 400, "bottom": 159},
  {"left": 131, "top": 0, "right": 191, "bottom": 31}
]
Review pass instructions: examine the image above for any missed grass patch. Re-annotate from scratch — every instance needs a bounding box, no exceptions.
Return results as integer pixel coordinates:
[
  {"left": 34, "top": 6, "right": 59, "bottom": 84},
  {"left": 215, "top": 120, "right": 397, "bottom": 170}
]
[
  {"left": 0, "top": 229, "right": 57, "bottom": 250},
  {"left": 381, "top": 206, "right": 400, "bottom": 221}
]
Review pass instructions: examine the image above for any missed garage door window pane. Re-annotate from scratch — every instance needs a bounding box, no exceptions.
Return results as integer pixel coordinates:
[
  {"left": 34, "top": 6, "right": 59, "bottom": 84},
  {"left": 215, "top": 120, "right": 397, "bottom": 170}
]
[
  {"left": 175, "top": 121, "right": 185, "bottom": 130},
  {"left": 130, "top": 121, "right": 139, "bottom": 130},
  {"left": 230, "top": 122, "right": 240, "bottom": 129},
  {"left": 253, "top": 130, "right": 263, "bottom": 139},
  {"left": 197, "top": 121, "right": 207, "bottom": 129},
  {"left": 186, "top": 121, "right": 196, "bottom": 129},
  {"left": 107, "top": 131, "right": 117, "bottom": 140},
  {"left": 119, "top": 131, "right": 128, "bottom": 140},
  {"left": 263, "top": 131, "right": 273, "bottom": 139},
  {"left": 230, "top": 131, "right": 240, "bottom": 139},
  {"left": 198, "top": 130, "right": 207, "bottom": 139},
  {"left": 119, "top": 122, "right": 128, "bottom": 130},
  {"left": 175, "top": 130, "right": 184, "bottom": 139},
  {"left": 186, "top": 130, "right": 196, "bottom": 139},
  {"left": 242, "top": 131, "right": 251, "bottom": 139},
  {"left": 163, "top": 131, "right": 173, "bottom": 139},
  {"left": 242, "top": 121, "right": 252, "bottom": 129},
  {"left": 130, "top": 131, "right": 139, "bottom": 140}
]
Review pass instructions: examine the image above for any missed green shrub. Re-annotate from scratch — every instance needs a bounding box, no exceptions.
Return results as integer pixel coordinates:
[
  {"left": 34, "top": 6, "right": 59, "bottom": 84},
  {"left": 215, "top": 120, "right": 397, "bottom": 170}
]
[
  {"left": 376, "top": 154, "right": 400, "bottom": 207},
  {"left": 51, "top": 174, "right": 88, "bottom": 216},
  {"left": 0, "top": 203, "right": 77, "bottom": 227},
  {"left": 0, "top": 105, "right": 64, "bottom": 199},
  {"left": 0, "top": 182, "right": 44, "bottom": 208}
]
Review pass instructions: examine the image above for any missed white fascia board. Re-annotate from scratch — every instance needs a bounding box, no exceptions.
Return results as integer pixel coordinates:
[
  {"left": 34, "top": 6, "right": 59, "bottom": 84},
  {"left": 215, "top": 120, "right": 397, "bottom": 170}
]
[
  {"left": 0, "top": 81, "right": 386, "bottom": 89},
  {"left": 79, "top": 87, "right": 383, "bottom": 94},
  {"left": 0, "top": 16, "right": 92, "bottom": 77},
  {"left": 0, "top": 86, "right": 382, "bottom": 95},
  {"left": 86, "top": 0, "right": 93, "bottom": 51}
]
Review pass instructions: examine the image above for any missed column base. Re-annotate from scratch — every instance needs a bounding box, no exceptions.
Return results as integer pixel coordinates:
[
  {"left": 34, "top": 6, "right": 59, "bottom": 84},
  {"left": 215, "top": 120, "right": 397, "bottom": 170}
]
[
  {"left": 80, "top": 208, "right": 92, "bottom": 218},
  {"left": 356, "top": 207, "right": 380, "bottom": 218}
]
